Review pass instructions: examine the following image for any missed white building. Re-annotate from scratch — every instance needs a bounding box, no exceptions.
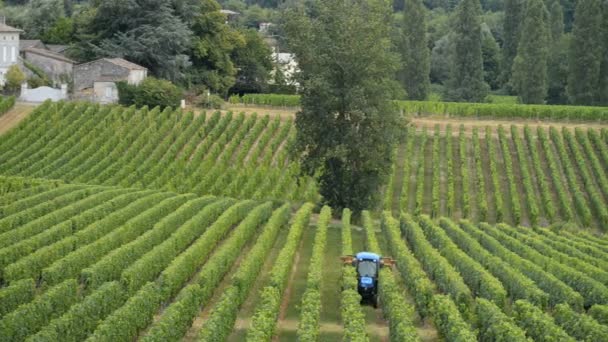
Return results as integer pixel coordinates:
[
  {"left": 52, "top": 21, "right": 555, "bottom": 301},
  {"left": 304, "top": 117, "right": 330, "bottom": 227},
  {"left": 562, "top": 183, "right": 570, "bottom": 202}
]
[
  {"left": 0, "top": 21, "right": 22, "bottom": 86},
  {"left": 271, "top": 52, "right": 299, "bottom": 87}
]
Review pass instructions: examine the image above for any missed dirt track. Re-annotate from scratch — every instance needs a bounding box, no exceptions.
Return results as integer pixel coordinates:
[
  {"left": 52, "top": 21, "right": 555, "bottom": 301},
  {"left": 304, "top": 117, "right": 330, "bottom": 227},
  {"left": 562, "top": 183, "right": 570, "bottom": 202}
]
[{"left": 0, "top": 103, "right": 37, "bottom": 135}]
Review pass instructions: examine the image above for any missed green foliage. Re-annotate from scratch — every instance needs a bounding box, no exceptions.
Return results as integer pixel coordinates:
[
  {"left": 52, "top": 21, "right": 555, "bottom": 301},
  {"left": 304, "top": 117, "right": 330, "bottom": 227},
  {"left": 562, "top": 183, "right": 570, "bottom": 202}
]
[
  {"left": 28, "top": 282, "right": 127, "bottom": 342},
  {"left": 0, "top": 279, "right": 79, "bottom": 341},
  {"left": 440, "top": 219, "right": 549, "bottom": 308},
  {"left": 246, "top": 203, "right": 314, "bottom": 341},
  {"left": 553, "top": 303, "right": 608, "bottom": 340},
  {"left": 297, "top": 206, "right": 331, "bottom": 341},
  {"left": 500, "top": 0, "right": 526, "bottom": 90},
  {"left": 5, "top": 65, "right": 25, "bottom": 92},
  {"left": 0, "top": 278, "right": 36, "bottom": 317},
  {"left": 0, "top": 96, "right": 16, "bottom": 115},
  {"left": 230, "top": 93, "right": 300, "bottom": 107},
  {"left": 445, "top": 0, "right": 489, "bottom": 102},
  {"left": 512, "top": 0, "right": 549, "bottom": 104},
  {"left": 400, "top": 214, "right": 474, "bottom": 315},
  {"left": 86, "top": 282, "right": 163, "bottom": 342},
  {"left": 475, "top": 298, "right": 530, "bottom": 342},
  {"left": 117, "top": 78, "right": 183, "bottom": 110},
  {"left": 589, "top": 304, "right": 608, "bottom": 325},
  {"left": 284, "top": 0, "right": 403, "bottom": 211},
  {"left": 568, "top": 0, "right": 604, "bottom": 105},
  {"left": 382, "top": 213, "right": 435, "bottom": 318},
  {"left": 431, "top": 294, "right": 477, "bottom": 341},
  {"left": 398, "top": 0, "right": 430, "bottom": 100},
  {"left": 42, "top": 16, "right": 74, "bottom": 44},
  {"left": 195, "top": 204, "right": 290, "bottom": 342},
  {"left": 481, "top": 25, "right": 501, "bottom": 90},
  {"left": 512, "top": 300, "right": 575, "bottom": 342}
]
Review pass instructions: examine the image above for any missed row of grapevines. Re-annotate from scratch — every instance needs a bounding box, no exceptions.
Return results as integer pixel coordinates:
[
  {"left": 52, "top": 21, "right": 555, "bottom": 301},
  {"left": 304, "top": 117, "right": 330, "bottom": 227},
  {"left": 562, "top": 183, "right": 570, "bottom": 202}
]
[
  {"left": 484, "top": 223, "right": 608, "bottom": 307},
  {"left": 0, "top": 279, "right": 79, "bottom": 341},
  {"left": 475, "top": 298, "right": 529, "bottom": 341},
  {"left": 431, "top": 125, "right": 441, "bottom": 217},
  {"left": 383, "top": 147, "right": 398, "bottom": 211},
  {"left": 39, "top": 193, "right": 185, "bottom": 286},
  {"left": 27, "top": 281, "right": 127, "bottom": 342},
  {"left": 0, "top": 187, "right": 122, "bottom": 250},
  {"left": 362, "top": 211, "right": 420, "bottom": 341},
  {"left": 430, "top": 295, "right": 477, "bottom": 341},
  {"left": 381, "top": 212, "right": 435, "bottom": 318},
  {"left": 400, "top": 214, "right": 473, "bottom": 314},
  {"left": 0, "top": 177, "right": 60, "bottom": 202},
  {"left": 45, "top": 106, "right": 138, "bottom": 181},
  {"left": 438, "top": 218, "right": 549, "bottom": 308},
  {"left": 523, "top": 126, "right": 558, "bottom": 221},
  {"left": 458, "top": 221, "right": 583, "bottom": 309},
  {"left": 512, "top": 300, "right": 574, "bottom": 341},
  {"left": 446, "top": 125, "right": 455, "bottom": 217},
  {"left": 88, "top": 201, "right": 263, "bottom": 342},
  {"left": 247, "top": 203, "right": 314, "bottom": 341},
  {"left": 340, "top": 209, "right": 369, "bottom": 342},
  {"left": 0, "top": 96, "right": 16, "bottom": 115},
  {"left": 234, "top": 93, "right": 301, "bottom": 107},
  {"left": 459, "top": 125, "right": 470, "bottom": 218},
  {"left": 485, "top": 127, "right": 504, "bottom": 222},
  {"left": 0, "top": 184, "right": 89, "bottom": 234},
  {"left": 497, "top": 126, "right": 521, "bottom": 224},
  {"left": 399, "top": 127, "right": 416, "bottom": 212},
  {"left": 547, "top": 127, "right": 592, "bottom": 226},
  {"left": 587, "top": 128, "right": 608, "bottom": 171},
  {"left": 140, "top": 202, "right": 274, "bottom": 341},
  {"left": 0, "top": 278, "right": 35, "bottom": 317},
  {"left": 417, "top": 216, "right": 507, "bottom": 307},
  {"left": 526, "top": 227, "right": 608, "bottom": 265},
  {"left": 119, "top": 198, "right": 236, "bottom": 293},
  {"left": 0, "top": 185, "right": 84, "bottom": 218},
  {"left": 560, "top": 127, "right": 608, "bottom": 228},
  {"left": 510, "top": 126, "right": 540, "bottom": 225},
  {"left": 471, "top": 128, "right": 488, "bottom": 221},
  {"left": 81, "top": 196, "right": 217, "bottom": 289},
  {"left": 553, "top": 303, "right": 608, "bottom": 340},
  {"left": 574, "top": 129, "right": 608, "bottom": 201},
  {"left": 414, "top": 128, "right": 428, "bottom": 215},
  {"left": 297, "top": 206, "right": 331, "bottom": 341},
  {"left": 589, "top": 304, "right": 608, "bottom": 324},
  {"left": 0, "top": 190, "right": 150, "bottom": 279},
  {"left": 194, "top": 204, "right": 291, "bottom": 342},
  {"left": 0, "top": 100, "right": 53, "bottom": 150},
  {"left": 536, "top": 127, "right": 576, "bottom": 222},
  {"left": 493, "top": 224, "right": 608, "bottom": 286}
]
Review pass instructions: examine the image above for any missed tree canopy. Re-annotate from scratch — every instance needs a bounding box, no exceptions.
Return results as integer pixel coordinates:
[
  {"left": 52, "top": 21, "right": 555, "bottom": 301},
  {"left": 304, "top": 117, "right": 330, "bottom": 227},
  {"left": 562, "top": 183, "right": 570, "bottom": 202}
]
[{"left": 284, "top": 0, "right": 404, "bottom": 211}]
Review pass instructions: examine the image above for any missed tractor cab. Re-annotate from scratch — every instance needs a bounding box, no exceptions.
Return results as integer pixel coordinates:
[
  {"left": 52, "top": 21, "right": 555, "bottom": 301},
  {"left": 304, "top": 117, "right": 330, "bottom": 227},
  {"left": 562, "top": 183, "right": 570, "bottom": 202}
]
[
  {"left": 355, "top": 252, "right": 380, "bottom": 306},
  {"left": 341, "top": 252, "right": 395, "bottom": 308}
]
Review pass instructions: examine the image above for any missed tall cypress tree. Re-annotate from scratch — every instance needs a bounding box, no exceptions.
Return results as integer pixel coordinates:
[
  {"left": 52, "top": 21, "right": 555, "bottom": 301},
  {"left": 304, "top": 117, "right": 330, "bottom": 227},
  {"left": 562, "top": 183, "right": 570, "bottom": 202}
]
[
  {"left": 567, "top": 0, "right": 603, "bottom": 105},
  {"left": 512, "top": 0, "right": 549, "bottom": 103},
  {"left": 399, "top": 0, "right": 431, "bottom": 100},
  {"left": 500, "top": 0, "right": 526, "bottom": 90},
  {"left": 444, "top": 0, "right": 489, "bottom": 102},
  {"left": 547, "top": 0, "right": 568, "bottom": 103},
  {"left": 481, "top": 24, "right": 500, "bottom": 90},
  {"left": 599, "top": 0, "right": 608, "bottom": 105}
]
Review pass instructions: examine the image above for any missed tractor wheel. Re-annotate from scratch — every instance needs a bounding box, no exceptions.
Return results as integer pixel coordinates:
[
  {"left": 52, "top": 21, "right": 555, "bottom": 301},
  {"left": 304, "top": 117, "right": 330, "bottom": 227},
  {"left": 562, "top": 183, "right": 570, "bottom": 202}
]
[{"left": 372, "top": 294, "right": 379, "bottom": 309}]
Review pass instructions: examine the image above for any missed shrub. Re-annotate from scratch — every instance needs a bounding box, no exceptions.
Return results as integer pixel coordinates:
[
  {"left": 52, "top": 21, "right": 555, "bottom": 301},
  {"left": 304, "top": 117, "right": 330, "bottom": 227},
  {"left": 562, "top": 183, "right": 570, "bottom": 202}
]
[{"left": 117, "top": 78, "right": 182, "bottom": 110}]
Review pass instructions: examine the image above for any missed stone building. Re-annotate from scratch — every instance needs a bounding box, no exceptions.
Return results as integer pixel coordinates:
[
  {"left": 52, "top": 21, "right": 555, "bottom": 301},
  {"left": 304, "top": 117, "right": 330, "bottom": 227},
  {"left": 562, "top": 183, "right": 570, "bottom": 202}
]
[
  {"left": 73, "top": 58, "right": 148, "bottom": 103},
  {"left": 0, "top": 21, "right": 22, "bottom": 86},
  {"left": 22, "top": 47, "right": 75, "bottom": 85}
]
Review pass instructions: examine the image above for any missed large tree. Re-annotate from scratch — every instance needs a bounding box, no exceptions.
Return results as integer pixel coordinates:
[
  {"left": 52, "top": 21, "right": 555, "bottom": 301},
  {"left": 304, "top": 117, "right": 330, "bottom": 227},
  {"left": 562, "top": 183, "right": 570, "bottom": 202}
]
[
  {"left": 511, "top": 0, "right": 549, "bottom": 104},
  {"left": 82, "top": 0, "right": 193, "bottom": 82},
  {"left": 481, "top": 23, "right": 500, "bottom": 90},
  {"left": 567, "top": 0, "right": 603, "bottom": 105},
  {"left": 399, "top": 0, "right": 431, "bottom": 100},
  {"left": 444, "top": 0, "right": 489, "bottom": 102},
  {"left": 284, "top": 0, "right": 404, "bottom": 211},
  {"left": 599, "top": 0, "right": 608, "bottom": 105},
  {"left": 547, "top": 0, "right": 569, "bottom": 104},
  {"left": 500, "top": 0, "right": 525, "bottom": 90}
]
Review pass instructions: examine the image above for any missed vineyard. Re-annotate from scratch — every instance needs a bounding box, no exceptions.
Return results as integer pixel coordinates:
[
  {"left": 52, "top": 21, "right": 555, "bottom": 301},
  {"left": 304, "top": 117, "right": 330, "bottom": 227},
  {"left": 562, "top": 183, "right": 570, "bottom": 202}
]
[{"left": 0, "top": 100, "right": 608, "bottom": 341}]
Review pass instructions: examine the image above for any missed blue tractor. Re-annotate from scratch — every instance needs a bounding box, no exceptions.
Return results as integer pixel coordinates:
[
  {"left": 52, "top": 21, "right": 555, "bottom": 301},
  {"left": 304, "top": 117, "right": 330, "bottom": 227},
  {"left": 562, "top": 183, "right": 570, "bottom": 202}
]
[{"left": 341, "top": 252, "right": 396, "bottom": 308}]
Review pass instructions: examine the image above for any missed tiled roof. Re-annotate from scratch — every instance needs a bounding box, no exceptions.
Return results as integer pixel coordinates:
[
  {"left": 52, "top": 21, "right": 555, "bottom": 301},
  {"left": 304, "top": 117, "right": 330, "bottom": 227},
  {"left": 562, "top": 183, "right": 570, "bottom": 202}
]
[
  {"left": 23, "top": 47, "right": 76, "bottom": 64},
  {"left": 0, "top": 23, "right": 23, "bottom": 33},
  {"left": 20, "top": 40, "right": 45, "bottom": 50},
  {"left": 106, "top": 58, "right": 147, "bottom": 70}
]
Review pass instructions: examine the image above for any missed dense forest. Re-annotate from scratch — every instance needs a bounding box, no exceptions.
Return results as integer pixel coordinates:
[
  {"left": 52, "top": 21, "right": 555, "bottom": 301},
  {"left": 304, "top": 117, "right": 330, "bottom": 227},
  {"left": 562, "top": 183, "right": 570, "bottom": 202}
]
[{"left": 0, "top": 0, "right": 606, "bottom": 106}]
